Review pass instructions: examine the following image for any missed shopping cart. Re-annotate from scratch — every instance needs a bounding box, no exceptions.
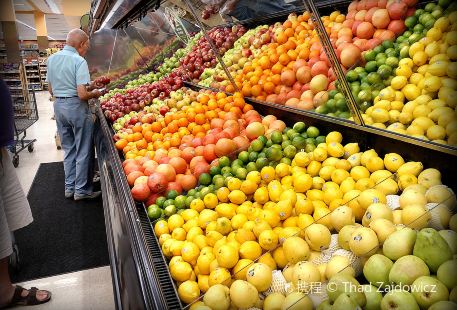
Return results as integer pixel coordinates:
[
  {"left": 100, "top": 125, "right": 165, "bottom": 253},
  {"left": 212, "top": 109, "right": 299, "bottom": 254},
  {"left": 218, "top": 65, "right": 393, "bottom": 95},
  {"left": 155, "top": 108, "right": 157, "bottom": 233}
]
[{"left": 10, "top": 90, "right": 38, "bottom": 167}]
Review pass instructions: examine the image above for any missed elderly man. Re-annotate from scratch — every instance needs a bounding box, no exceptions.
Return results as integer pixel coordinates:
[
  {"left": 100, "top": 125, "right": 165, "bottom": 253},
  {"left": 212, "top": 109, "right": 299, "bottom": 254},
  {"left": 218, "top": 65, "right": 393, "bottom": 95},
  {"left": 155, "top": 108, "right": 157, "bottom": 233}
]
[{"left": 47, "top": 29, "right": 103, "bottom": 200}]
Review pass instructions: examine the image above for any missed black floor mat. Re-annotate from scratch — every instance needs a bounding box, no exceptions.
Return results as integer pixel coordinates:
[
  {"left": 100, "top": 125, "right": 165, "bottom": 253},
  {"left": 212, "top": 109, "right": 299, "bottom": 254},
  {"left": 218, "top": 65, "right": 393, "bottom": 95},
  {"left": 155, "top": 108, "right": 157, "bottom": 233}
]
[{"left": 11, "top": 162, "right": 109, "bottom": 282}]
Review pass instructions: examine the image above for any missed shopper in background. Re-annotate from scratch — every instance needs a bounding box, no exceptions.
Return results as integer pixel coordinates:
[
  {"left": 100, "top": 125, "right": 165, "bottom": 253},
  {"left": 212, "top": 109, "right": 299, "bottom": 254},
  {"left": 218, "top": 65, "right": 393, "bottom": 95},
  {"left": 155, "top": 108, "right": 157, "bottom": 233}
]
[
  {"left": 46, "top": 29, "right": 103, "bottom": 201},
  {"left": 0, "top": 79, "right": 52, "bottom": 307}
]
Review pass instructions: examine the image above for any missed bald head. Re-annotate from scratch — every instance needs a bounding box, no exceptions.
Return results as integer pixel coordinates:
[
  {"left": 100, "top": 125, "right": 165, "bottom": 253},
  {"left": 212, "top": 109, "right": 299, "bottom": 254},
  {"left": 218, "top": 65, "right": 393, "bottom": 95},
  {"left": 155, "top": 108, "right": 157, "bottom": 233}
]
[
  {"left": 67, "top": 29, "right": 88, "bottom": 46},
  {"left": 66, "top": 28, "right": 89, "bottom": 56}
]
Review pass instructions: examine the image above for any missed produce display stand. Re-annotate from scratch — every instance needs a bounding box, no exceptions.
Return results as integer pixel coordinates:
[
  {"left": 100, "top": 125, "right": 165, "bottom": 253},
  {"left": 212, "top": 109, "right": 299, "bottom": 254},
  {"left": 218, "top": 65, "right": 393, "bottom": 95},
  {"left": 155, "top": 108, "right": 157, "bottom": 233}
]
[{"left": 90, "top": 0, "right": 457, "bottom": 309}]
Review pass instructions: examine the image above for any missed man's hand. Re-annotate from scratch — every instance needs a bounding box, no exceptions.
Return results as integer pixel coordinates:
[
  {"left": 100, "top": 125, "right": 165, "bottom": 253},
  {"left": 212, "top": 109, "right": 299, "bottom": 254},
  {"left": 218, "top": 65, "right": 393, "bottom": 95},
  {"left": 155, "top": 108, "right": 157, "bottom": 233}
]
[
  {"left": 86, "top": 81, "right": 104, "bottom": 91},
  {"left": 91, "top": 89, "right": 103, "bottom": 98}
]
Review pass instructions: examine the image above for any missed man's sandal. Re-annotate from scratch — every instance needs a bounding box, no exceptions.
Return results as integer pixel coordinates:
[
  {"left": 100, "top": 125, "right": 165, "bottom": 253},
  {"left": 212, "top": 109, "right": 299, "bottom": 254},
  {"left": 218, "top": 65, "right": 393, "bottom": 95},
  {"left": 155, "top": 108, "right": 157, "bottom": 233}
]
[{"left": 2, "top": 285, "right": 51, "bottom": 308}]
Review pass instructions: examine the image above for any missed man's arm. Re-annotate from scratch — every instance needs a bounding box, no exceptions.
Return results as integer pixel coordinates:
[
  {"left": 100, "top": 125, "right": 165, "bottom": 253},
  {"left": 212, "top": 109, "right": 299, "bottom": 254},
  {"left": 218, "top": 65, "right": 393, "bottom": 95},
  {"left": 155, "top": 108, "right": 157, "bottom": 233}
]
[
  {"left": 77, "top": 84, "right": 102, "bottom": 101},
  {"left": 48, "top": 82, "right": 53, "bottom": 97}
]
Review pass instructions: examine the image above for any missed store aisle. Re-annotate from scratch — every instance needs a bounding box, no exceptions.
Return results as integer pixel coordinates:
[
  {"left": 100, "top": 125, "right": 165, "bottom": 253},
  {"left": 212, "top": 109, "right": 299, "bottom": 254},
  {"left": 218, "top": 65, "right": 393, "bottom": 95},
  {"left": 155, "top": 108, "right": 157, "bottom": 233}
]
[{"left": 11, "top": 91, "right": 115, "bottom": 309}]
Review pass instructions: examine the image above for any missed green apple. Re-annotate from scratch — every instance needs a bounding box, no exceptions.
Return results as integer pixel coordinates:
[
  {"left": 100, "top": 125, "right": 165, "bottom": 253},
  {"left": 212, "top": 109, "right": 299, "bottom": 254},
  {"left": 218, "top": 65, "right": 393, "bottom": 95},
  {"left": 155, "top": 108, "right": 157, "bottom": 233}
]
[
  {"left": 411, "top": 276, "right": 449, "bottom": 309},
  {"left": 363, "top": 284, "right": 383, "bottom": 310},
  {"left": 437, "top": 259, "right": 457, "bottom": 290},
  {"left": 389, "top": 255, "right": 430, "bottom": 286},
  {"left": 363, "top": 254, "right": 393, "bottom": 288},
  {"left": 381, "top": 290, "right": 419, "bottom": 310}
]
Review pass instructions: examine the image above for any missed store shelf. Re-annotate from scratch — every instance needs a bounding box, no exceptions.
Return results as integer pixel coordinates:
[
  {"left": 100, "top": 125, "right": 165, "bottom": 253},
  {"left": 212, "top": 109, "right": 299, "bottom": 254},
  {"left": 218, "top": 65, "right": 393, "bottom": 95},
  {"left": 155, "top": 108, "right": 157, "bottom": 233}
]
[
  {"left": 94, "top": 106, "right": 183, "bottom": 310},
  {"left": 2, "top": 79, "right": 21, "bottom": 82},
  {"left": 0, "top": 71, "right": 20, "bottom": 73}
]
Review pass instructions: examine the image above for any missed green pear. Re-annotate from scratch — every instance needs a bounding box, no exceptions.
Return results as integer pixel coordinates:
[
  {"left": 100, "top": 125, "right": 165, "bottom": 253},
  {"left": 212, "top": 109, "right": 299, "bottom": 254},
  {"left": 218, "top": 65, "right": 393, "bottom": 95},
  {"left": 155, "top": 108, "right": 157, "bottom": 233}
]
[
  {"left": 428, "top": 301, "right": 457, "bottom": 310},
  {"left": 326, "top": 274, "right": 366, "bottom": 307},
  {"left": 389, "top": 255, "right": 430, "bottom": 286},
  {"left": 316, "top": 300, "right": 332, "bottom": 310},
  {"left": 381, "top": 290, "right": 420, "bottom": 310},
  {"left": 363, "top": 254, "right": 393, "bottom": 288},
  {"left": 437, "top": 259, "right": 457, "bottom": 290},
  {"left": 362, "top": 284, "right": 383, "bottom": 310},
  {"left": 413, "top": 228, "right": 453, "bottom": 272},
  {"left": 333, "top": 293, "right": 359, "bottom": 310},
  {"left": 411, "top": 276, "right": 449, "bottom": 309},
  {"left": 383, "top": 227, "right": 417, "bottom": 260}
]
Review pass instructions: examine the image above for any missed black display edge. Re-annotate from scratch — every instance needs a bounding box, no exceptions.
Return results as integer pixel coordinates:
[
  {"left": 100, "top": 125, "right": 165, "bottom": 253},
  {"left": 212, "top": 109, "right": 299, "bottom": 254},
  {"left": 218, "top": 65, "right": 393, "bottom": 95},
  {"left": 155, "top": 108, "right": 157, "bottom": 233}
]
[
  {"left": 95, "top": 105, "right": 182, "bottom": 310},
  {"left": 185, "top": 81, "right": 457, "bottom": 191}
]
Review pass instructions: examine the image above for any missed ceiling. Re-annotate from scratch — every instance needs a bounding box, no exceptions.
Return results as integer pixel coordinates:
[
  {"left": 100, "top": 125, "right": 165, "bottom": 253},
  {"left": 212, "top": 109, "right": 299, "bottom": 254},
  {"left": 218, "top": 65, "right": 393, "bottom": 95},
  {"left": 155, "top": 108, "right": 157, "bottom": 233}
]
[{"left": 12, "top": 0, "right": 90, "bottom": 40}]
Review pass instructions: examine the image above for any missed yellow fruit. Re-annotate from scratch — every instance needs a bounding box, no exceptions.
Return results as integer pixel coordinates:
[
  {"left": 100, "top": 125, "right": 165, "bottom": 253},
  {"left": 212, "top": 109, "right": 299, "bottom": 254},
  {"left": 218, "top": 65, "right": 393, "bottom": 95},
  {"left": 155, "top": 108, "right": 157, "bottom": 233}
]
[
  {"left": 208, "top": 267, "right": 231, "bottom": 287},
  {"left": 365, "top": 156, "right": 384, "bottom": 173},
  {"left": 267, "top": 180, "right": 283, "bottom": 202},
  {"left": 275, "top": 163, "right": 291, "bottom": 178},
  {"left": 216, "top": 187, "right": 230, "bottom": 203},
  {"left": 253, "top": 220, "right": 272, "bottom": 238},
  {"left": 448, "top": 46, "right": 457, "bottom": 61},
  {"left": 229, "top": 280, "right": 259, "bottom": 309},
  {"left": 350, "top": 166, "right": 370, "bottom": 181},
  {"left": 231, "top": 214, "right": 248, "bottom": 230},
  {"left": 319, "top": 165, "right": 336, "bottom": 181},
  {"left": 154, "top": 220, "right": 169, "bottom": 236},
  {"left": 391, "top": 76, "right": 408, "bottom": 90},
  {"left": 412, "top": 117, "right": 435, "bottom": 131},
  {"left": 383, "top": 153, "right": 405, "bottom": 172},
  {"left": 239, "top": 241, "right": 262, "bottom": 260},
  {"left": 348, "top": 227, "right": 379, "bottom": 257},
  {"left": 398, "top": 174, "right": 418, "bottom": 190},
  {"left": 327, "top": 142, "right": 345, "bottom": 158},
  {"left": 293, "top": 173, "right": 313, "bottom": 193},
  {"left": 427, "top": 125, "right": 446, "bottom": 140},
  {"left": 246, "top": 263, "right": 272, "bottom": 292},
  {"left": 228, "top": 190, "right": 246, "bottom": 205},
  {"left": 358, "top": 189, "right": 387, "bottom": 210},
  {"left": 196, "top": 252, "right": 214, "bottom": 275},
  {"left": 190, "top": 199, "right": 205, "bottom": 212},
  {"left": 313, "top": 147, "right": 328, "bottom": 162},
  {"left": 292, "top": 261, "right": 321, "bottom": 290},
  {"left": 423, "top": 76, "right": 442, "bottom": 93},
  {"left": 259, "top": 230, "right": 279, "bottom": 250},
  {"left": 216, "top": 244, "right": 239, "bottom": 269},
  {"left": 294, "top": 152, "right": 311, "bottom": 167},
  {"left": 186, "top": 226, "right": 203, "bottom": 242},
  {"left": 325, "top": 255, "right": 355, "bottom": 279},
  {"left": 306, "top": 160, "right": 322, "bottom": 176},
  {"left": 171, "top": 261, "right": 193, "bottom": 282},
  {"left": 227, "top": 177, "right": 242, "bottom": 191},
  {"left": 401, "top": 204, "right": 431, "bottom": 229},
  {"left": 397, "top": 161, "right": 424, "bottom": 176},
  {"left": 159, "top": 233, "right": 172, "bottom": 246},
  {"left": 178, "top": 280, "right": 200, "bottom": 304},
  {"left": 313, "top": 205, "right": 332, "bottom": 229},
  {"left": 261, "top": 166, "right": 276, "bottom": 183},
  {"left": 326, "top": 131, "right": 343, "bottom": 143},
  {"left": 253, "top": 186, "right": 269, "bottom": 204},
  {"left": 246, "top": 171, "right": 261, "bottom": 184},
  {"left": 427, "top": 61, "right": 448, "bottom": 76},
  {"left": 197, "top": 275, "right": 209, "bottom": 293},
  {"left": 305, "top": 223, "right": 331, "bottom": 251},
  {"left": 272, "top": 247, "right": 288, "bottom": 269},
  {"left": 396, "top": 65, "right": 413, "bottom": 78},
  {"left": 282, "top": 236, "right": 310, "bottom": 264},
  {"left": 233, "top": 259, "right": 254, "bottom": 280},
  {"left": 258, "top": 252, "right": 277, "bottom": 271},
  {"left": 402, "top": 84, "right": 421, "bottom": 101}
]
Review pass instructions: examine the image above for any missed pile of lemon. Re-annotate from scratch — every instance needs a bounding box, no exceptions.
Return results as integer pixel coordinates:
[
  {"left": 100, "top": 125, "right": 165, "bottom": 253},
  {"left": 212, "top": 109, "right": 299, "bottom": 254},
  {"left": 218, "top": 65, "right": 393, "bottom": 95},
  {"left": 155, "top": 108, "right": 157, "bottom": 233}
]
[
  {"left": 363, "top": 12, "right": 457, "bottom": 145},
  {"left": 153, "top": 131, "right": 455, "bottom": 307}
]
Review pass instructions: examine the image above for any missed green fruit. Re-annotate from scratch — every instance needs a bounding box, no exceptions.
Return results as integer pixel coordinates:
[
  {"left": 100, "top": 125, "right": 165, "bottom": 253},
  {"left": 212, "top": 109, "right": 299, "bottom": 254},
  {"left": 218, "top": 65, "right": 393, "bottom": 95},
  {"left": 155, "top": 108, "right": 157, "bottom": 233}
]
[
  {"left": 413, "top": 228, "right": 453, "bottom": 273},
  {"left": 358, "top": 90, "right": 372, "bottom": 102},
  {"left": 413, "top": 23, "right": 425, "bottom": 33},
  {"left": 231, "top": 159, "right": 243, "bottom": 169},
  {"left": 377, "top": 65, "right": 392, "bottom": 79},
  {"left": 286, "top": 129, "right": 298, "bottom": 139},
  {"left": 270, "top": 131, "right": 283, "bottom": 144},
  {"left": 364, "top": 50, "right": 376, "bottom": 62},
  {"left": 184, "top": 196, "right": 194, "bottom": 208},
  {"left": 166, "top": 190, "right": 178, "bottom": 200},
  {"left": 235, "top": 167, "right": 247, "bottom": 180},
  {"left": 292, "top": 136, "right": 307, "bottom": 150},
  {"left": 306, "top": 126, "right": 319, "bottom": 138},
  {"left": 199, "top": 186, "right": 211, "bottom": 198},
  {"left": 209, "top": 166, "right": 221, "bottom": 176},
  {"left": 248, "top": 151, "right": 258, "bottom": 162},
  {"left": 221, "top": 166, "right": 232, "bottom": 175},
  {"left": 328, "top": 90, "right": 338, "bottom": 98},
  {"left": 315, "top": 105, "right": 328, "bottom": 114},
  {"left": 405, "top": 16, "right": 418, "bottom": 28},
  {"left": 246, "top": 162, "right": 257, "bottom": 172},
  {"left": 256, "top": 157, "right": 269, "bottom": 169},
  {"left": 293, "top": 121, "right": 306, "bottom": 133},
  {"left": 163, "top": 205, "right": 177, "bottom": 217},
  {"left": 147, "top": 205, "right": 162, "bottom": 220},
  {"left": 238, "top": 151, "right": 249, "bottom": 163},
  {"left": 305, "top": 144, "right": 316, "bottom": 152},
  {"left": 219, "top": 156, "right": 230, "bottom": 167},
  {"left": 280, "top": 158, "right": 292, "bottom": 165},
  {"left": 213, "top": 175, "right": 225, "bottom": 189},
  {"left": 326, "top": 99, "right": 336, "bottom": 112},
  {"left": 367, "top": 72, "right": 382, "bottom": 85},
  {"left": 199, "top": 173, "right": 212, "bottom": 186},
  {"left": 283, "top": 145, "right": 297, "bottom": 159},
  {"left": 155, "top": 196, "right": 166, "bottom": 208},
  {"left": 174, "top": 195, "right": 186, "bottom": 209},
  {"left": 385, "top": 57, "right": 399, "bottom": 68},
  {"left": 365, "top": 61, "right": 378, "bottom": 73},
  {"left": 265, "top": 147, "right": 282, "bottom": 161},
  {"left": 346, "top": 70, "right": 359, "bottom": 82},
  {"left": 425, "top": 2, "right": 436, "bottom": 12},
  {"left": 373, "top": 45, "right": 384, "bottom": 54}
]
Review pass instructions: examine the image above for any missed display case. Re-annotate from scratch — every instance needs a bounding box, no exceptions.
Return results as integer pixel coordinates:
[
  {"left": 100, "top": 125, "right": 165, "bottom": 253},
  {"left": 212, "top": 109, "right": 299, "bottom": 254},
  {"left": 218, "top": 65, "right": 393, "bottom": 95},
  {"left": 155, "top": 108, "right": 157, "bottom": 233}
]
[{"left": 91, "top": 1, "right": 457, "bottom": 309}]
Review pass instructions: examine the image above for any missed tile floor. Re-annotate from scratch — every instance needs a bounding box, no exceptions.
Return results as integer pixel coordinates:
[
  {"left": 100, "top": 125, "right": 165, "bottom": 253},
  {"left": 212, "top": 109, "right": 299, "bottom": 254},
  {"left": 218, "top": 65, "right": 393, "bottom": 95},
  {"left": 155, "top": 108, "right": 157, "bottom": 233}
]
[{"left": 11, "top": 91, "right": 115, "bottom": 309}]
